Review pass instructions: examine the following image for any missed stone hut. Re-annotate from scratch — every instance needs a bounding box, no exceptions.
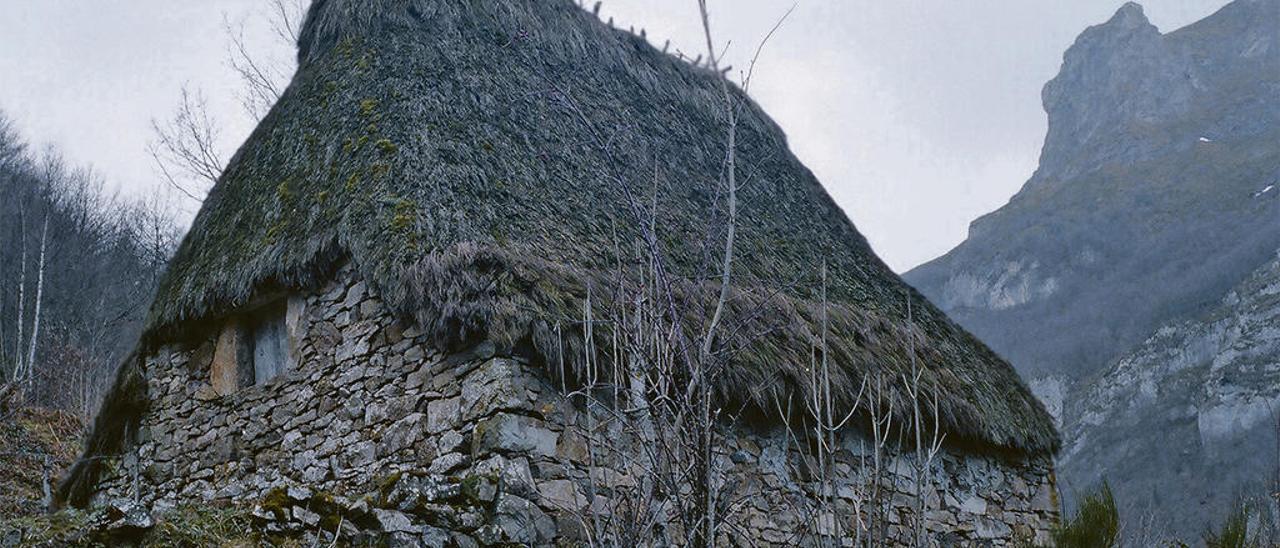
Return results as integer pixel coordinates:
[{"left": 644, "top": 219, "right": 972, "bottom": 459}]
[{"left": 60, "top": 0, "right": 1059, "bottom": 545}]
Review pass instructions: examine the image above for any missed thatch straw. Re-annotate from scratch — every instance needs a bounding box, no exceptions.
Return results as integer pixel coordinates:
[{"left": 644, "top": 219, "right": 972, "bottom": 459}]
[{"left": 61, "top": 0, "right": 1056, "bottom": 507}]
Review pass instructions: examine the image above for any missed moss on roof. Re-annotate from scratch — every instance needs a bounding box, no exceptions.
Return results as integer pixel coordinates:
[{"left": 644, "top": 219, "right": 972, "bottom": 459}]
[{"left": 62, "top": 0, "right": 1057, "bottom": 507}]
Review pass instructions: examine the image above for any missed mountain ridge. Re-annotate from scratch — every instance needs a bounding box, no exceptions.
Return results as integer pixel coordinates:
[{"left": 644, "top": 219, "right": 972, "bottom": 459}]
[
  {"left": 905, "top": 0, "right": 1279, "bottom": 535},
  {"left": 907, "top": 0, "right": 1280, "bottom": 382}
]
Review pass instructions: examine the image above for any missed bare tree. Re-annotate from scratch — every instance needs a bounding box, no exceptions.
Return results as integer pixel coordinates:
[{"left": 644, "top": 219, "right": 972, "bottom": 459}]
[
  {"left": 225, "top": 0, "right": 306, "bottom": 119},
  {"left": 0, "top": 113, "right": 25, "bottom": 172},
  {"left": 147, "top": 86, "right": 225, "bottom": 201},
  {"left": 532, "top": 4, "right": 810, "bottom": 546},
  {"left": 13, "top": 207, "right": 27, "bottom": 382},
  {"left": 904, "top": 296, "right": 945, "bottom": 547},
  {"left": 150, "top": 0, "right": 307, "bottom": 203},
  {"left": 19, "top": 215, "right": 48, "bottom": 389},
  {"left": 0, "top": 107, "right": 180, "bottom": 414}
]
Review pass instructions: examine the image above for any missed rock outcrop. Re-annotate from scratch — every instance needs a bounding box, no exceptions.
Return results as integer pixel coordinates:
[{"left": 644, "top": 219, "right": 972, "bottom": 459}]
[{"left": 1060, "top": 254, "right": 1280, "bottom": 536}]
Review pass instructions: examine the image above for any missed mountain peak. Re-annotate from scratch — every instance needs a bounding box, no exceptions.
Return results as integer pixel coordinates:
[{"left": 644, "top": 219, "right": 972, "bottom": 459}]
[{"left": 1108, "top": 2, "right": 1151, "bottom": 30}]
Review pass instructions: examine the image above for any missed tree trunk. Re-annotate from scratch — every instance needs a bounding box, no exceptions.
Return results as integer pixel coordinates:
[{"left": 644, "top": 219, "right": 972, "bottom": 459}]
[
  {"left": 24, "top": 215, "right": 48, "bottom": 389},
  {"left": 13, "top": 211, "right": 26, "bottom": 381}
]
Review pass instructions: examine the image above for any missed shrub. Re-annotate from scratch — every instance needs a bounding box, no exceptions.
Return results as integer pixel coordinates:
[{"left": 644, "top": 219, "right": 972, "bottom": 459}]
[
  {"left": 1053, "top": 481, "right": 1120, "bottom": 548},
  {"left": 1204, "top": 502, "right": 1254, "bottom": 548}
]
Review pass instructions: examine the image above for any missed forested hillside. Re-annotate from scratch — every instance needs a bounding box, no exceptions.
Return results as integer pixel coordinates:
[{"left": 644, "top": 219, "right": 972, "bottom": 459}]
[{"left": 0, "top": 111, "right": 179, "bottom": 418}]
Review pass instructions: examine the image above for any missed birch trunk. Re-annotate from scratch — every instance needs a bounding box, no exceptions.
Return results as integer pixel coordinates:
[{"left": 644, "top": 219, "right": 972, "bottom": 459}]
[
  {"left": 13, "top": 212, "right": 26, "bottom": 381},
  {"left": 24, "top": 215, "right": 48, "bottom": 387}
]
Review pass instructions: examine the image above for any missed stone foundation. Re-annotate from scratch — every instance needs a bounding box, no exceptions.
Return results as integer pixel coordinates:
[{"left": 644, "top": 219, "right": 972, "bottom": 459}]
[{"left": 92, "top": 266, "right": 1056, "bottom": 546}]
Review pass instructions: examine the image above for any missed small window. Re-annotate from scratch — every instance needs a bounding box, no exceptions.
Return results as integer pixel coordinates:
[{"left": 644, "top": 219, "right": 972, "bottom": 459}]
[
  {"left": 248, "top": 301, "right": 290, "bottom": 385},
  {"left": 209, "top": 298, "right": 296, "bottom": 395}
]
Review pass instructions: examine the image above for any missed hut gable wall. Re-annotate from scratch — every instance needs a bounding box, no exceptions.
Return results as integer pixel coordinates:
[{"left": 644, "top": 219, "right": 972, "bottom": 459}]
[{"left": 90, "top": 264, "right": 1057, "bottom": 545}]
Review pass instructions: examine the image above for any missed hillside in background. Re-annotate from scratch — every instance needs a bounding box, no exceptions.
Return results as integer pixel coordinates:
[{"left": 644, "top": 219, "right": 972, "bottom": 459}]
[
  {"left": 0, "top": 110, "right": 178, "bottom": 419},
  {"left": 908, "top": 0, "right": 1280, "bottom": 386},
  {"left": 1061, "top": 253, "right": 1280, "bottom": 536},
  {"left": 905, "top": 0, "right": 1280, "bottom": 536}
]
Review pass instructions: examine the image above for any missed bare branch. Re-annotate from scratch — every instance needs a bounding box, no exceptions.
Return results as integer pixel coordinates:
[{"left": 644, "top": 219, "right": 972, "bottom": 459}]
[
  {"left": 148, "top": 86, "right": 224, "bottom": 202},
  {"left": 225, "top": 15, "right": 288, "bottom": 120}
]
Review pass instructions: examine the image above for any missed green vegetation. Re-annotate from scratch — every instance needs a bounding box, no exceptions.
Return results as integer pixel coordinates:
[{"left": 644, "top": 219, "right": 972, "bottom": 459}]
[
  {"left": 144, "top": 505, "right": 261, "bottom": 547},
  {"left": 276, "top": 179, "right": 294, "bottom": 201},
  {"left": 390, "top": 199, "right": 416, "bottom": 231},
  {"left": 259, "top": 486, "right": 291, "bottom": 520},
  {"left": 1204, "top": 502, "right": 1259, "bottom": 548},
  {"left": 1027, "top": 483, "right": 1274, "bottom": 547},
  {"left": 1, "top": 510, "right": 95, "bottom": 546},
  {"left": 375, "top": 471, "right": 403, "bottom": 504},
  {"left": 1, "top": 504, "right": 273, "bottom": 547},
  {"left": 342, "top": 135, "right": 369, "bottom": 154},
  {"left": 1052, "top": 482, "right": 1119, "bottom": 548}
]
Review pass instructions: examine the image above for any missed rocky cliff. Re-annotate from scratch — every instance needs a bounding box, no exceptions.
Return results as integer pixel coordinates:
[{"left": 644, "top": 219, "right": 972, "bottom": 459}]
[
  {"left": 908, "top": 0, "right": 1280, "bottom": 386},
  {"left": 905, "top": 0, "right": 1280, "bottom": 535},
  {"left": 1060, "top": 253, "right": 1280, "bottom": 536}
]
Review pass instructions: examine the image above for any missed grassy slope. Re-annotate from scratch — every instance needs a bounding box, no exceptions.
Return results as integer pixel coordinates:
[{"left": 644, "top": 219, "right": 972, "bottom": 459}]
[{"left": 0, "top": 407, "right": 83, "bottom": 517}]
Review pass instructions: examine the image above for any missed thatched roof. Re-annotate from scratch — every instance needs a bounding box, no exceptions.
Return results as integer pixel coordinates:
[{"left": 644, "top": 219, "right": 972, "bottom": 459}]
[{"left": 62, "top": 0, "right": 1056, "bottom": 506}]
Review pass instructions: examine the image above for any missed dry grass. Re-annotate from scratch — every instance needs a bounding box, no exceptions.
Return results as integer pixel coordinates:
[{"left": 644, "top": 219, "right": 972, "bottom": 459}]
[{"left": 0, "top": 406, "right": 83, "bottom": 517}]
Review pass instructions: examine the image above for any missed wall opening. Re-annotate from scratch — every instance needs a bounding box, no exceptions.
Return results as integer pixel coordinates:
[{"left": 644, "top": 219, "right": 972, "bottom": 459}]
[
  {"left": 209, "top": 296, "right": 301, "bottom": 394},
  {"left": 249, "top": 300, "right": 290, "bottom": 385}
]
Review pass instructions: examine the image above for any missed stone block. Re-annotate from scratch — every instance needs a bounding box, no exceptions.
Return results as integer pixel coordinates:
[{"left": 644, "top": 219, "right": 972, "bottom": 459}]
[
  {"left": 959, "top": 495, "right": 988, "bottom": 515},
  {"left": 437, "top": 430, "right": 464, "bottom": 455},
  {"left": 373, "top": 508, "right": 416, "bottom": 533},
  {"left": 194, "top": 386, "right": 219, "bottom": 402},
  {"left": 1031, "top": 481, "right": 1057, "bottom": 513},
  {"left": 490, "top": 494, "right": 555, "bottom": 545},
  {"left": 379, "top": 413, "right": 426, "bottom": 457},
  {"left": 359, "top": 299, "right": 381, "bottom": 320},
  {"left": 342, "top": 282, "right": 366, "bottom": 310},
  {"left": 473, "top": 455, "right": 537, "bottom": 499},
  {"left": 426, "top": 396, "right": 460, "bottom": 434},
  {"left": 405, "top": 366, "right": 430, "bottom": 391},
  {"left": 555, "top": 430, "right": 590, "bottom": 463},
  {"left": 473, "top": 413, "right": 558, "bottom": 458},
  {"left": 418, "top": 525, "right": 451, "bottom": 546},
  {"left": 974, "top": 517, "right": 1012, "bottom": 539},
  {"left": 537, "top": 479, "right": 586, "bottom": 511},
  {"left": 188, "top": 340, "right": 215, "bottom": 377},
  {"left": 335, "top": 334, "right": 370, "bottom": 364},
  {"left": 312, "top": 321, "right": 341, "bottom": 354},
  {"left": 460, "top": 359, "right": 535, "bottom": 420},
  {"left": 428, "top": 452, "right": 466, "bottom": 475}
]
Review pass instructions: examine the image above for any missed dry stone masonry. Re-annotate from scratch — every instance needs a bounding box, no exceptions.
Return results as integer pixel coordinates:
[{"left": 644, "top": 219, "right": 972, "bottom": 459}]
[{"left": 91, "top": 265, "right": 1056, "bottom": 545}]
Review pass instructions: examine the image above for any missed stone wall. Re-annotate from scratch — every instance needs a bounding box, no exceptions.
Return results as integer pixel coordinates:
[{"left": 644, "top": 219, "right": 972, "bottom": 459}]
[{"left": 93, "top": 265, "right": 1057, "bottom": 546}]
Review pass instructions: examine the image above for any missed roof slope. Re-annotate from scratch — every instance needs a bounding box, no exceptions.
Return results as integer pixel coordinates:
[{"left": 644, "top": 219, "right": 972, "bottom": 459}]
[{"left": 64, "top": 0, "right": 1056, "bottom": 507}]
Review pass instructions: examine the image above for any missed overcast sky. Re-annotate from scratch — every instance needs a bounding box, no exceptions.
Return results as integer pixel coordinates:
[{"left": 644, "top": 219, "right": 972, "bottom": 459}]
[{"left": 0, "top": 0, "right": 1231, "bottom": 271}]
